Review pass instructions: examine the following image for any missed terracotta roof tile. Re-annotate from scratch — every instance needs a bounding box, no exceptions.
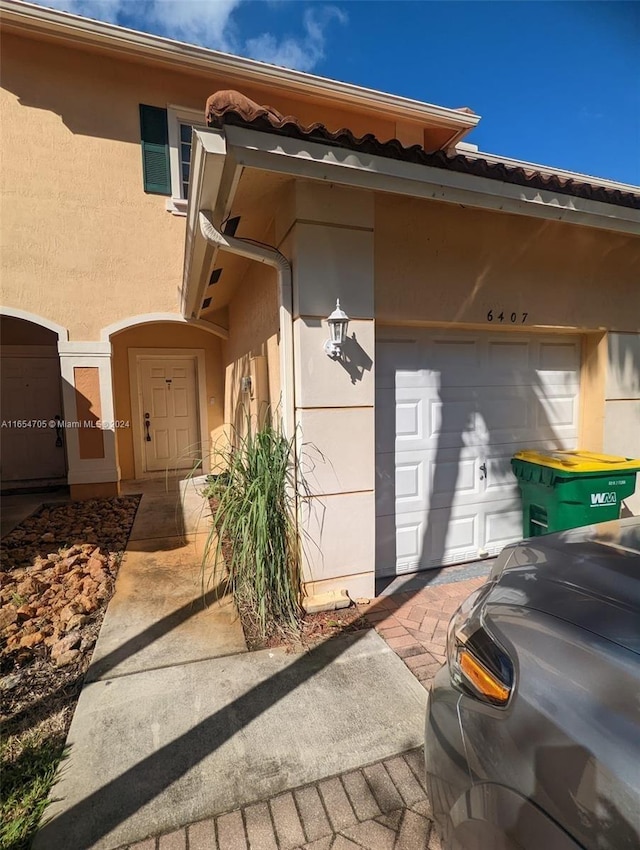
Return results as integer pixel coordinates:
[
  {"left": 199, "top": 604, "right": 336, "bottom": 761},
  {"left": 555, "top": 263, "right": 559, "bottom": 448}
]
[{"left": 205, "top": 90, "right": 640, "bottom": 211}]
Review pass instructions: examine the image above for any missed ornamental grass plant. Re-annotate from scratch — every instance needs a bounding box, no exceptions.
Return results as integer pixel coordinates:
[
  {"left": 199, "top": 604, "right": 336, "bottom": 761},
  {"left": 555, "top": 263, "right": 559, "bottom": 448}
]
[{"left": 203, "top": 418, "right": 303, "bottom": 639}]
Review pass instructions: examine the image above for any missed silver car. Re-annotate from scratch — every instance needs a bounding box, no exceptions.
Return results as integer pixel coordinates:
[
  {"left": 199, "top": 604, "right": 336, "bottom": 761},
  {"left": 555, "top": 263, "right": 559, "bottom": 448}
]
[{"left": 425, "top": 517, "right": 640, "bottom": 850}]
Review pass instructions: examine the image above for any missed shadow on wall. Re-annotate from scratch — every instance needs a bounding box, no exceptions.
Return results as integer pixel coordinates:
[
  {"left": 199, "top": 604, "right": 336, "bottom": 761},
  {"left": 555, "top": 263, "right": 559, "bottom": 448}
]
[
  {"left": 608, "top": 333, "right": 640, "bottom": 397},
  {"left": 339, "top": 332, "right": 373, "bottom": 384},
  {"left": 1, "top": 33, "right": 143, "bottom": 143}
]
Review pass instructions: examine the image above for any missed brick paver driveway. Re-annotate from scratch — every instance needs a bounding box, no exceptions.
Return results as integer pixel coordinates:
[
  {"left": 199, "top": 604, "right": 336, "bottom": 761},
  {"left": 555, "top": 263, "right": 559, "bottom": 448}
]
[
  {"left": 123, "top": 577, "right": 481, "bottom": 850},
  {"left": 366, "top": 576, "right": 484, "bottom": 688}
]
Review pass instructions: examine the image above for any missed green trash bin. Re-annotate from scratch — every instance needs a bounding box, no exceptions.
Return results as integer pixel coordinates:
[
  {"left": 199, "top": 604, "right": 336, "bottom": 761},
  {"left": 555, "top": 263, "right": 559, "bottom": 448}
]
[{"left": 511, "top": 450, "right": 640, "bottom": 537}]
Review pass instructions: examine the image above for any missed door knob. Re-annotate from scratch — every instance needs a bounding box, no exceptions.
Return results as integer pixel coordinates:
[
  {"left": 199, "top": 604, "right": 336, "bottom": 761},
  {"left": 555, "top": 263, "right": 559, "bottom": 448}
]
[
  {"left": 479, "top": 462, "right": 487, "bottom": 481},
  {"left": 144, "top": 412, "right": 151, "bottom": 442}
]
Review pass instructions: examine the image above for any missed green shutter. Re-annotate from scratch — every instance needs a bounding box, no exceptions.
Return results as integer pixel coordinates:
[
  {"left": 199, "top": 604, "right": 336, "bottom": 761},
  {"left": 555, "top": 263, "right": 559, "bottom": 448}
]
[{"left": 139, "top": 104, "right": 171, "bottom": 195}]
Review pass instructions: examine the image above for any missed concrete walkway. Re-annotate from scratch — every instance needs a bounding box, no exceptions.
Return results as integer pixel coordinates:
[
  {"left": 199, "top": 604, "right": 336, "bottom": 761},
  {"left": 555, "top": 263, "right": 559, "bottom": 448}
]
[
  {"left": 34, "top": 477, "right": 429, "bottom": 850},
  {"left": 111, "top": 577, "right": 484, "bottom": 850}
]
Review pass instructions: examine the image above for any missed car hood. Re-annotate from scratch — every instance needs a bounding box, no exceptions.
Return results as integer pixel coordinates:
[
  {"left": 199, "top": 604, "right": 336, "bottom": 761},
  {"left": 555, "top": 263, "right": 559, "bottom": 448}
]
[{"left": 489, "top": 527, "right": 640, "bottom": 656}]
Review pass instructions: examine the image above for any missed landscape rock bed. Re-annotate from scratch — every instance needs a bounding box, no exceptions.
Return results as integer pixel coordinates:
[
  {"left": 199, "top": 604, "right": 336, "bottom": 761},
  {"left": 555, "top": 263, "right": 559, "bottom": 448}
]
[
  {"left": 1, "top": 495, "right": 140, "bottom": 726},
  {"left": 1, "top": 494, "right": 141, "bottom": 850}
]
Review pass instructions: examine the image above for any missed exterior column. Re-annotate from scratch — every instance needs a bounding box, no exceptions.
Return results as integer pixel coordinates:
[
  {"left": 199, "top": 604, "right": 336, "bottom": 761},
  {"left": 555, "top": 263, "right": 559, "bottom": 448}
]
[
  {"left": 278, "top": 182, "right": 376, "bottom": 600},
  {"left": 57, "top": 340, "right": 121, "bottom": 498}
]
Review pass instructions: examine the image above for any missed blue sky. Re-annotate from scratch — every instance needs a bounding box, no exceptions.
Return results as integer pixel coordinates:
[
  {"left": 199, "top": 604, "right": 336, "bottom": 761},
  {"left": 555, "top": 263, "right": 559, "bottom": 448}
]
[{"left": 29, "top": 0, "right": 640, "bottom": 184}]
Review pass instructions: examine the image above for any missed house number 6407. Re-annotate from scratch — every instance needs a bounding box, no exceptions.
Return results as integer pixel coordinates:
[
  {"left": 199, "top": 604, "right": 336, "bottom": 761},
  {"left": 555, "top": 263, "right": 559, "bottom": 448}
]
[{"left": 487, "top": 310, "right": 528, "bottom": 324}]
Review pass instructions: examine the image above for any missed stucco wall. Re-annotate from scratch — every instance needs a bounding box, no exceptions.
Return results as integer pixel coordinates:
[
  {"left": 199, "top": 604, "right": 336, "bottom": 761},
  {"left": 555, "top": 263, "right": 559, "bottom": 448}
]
[
  {"left": 604, "top": 332, "right": 640, "bottom": 514},
  {"left": 223, "top": 260, "right": 281, "bottom": 435},
  {"left": 111, "top": 323, "right": 224, "bottom": 479},
  {"left": 374, "top": 194, "right": 640, "bottom": 332},
  {"left": 0, "top": 31, "right": 414, "bottom": 342}
]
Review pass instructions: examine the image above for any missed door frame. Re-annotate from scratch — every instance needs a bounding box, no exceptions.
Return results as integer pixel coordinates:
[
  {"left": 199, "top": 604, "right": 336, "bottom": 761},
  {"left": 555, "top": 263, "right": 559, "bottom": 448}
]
[{"left": 128, "top": 348, "right": 210, "bottom": 479}]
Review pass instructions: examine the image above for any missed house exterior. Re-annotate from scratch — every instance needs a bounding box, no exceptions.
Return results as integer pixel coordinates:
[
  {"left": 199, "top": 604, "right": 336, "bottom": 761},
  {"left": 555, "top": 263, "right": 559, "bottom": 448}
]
[{"left": 1, "top": 0, "right": 639, "bottom": 600}]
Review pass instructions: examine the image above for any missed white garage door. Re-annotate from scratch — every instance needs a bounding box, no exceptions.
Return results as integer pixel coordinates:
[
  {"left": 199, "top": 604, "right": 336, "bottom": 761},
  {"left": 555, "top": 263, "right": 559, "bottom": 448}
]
[
  {"left": 1, "top": 352, "right": 67, "bottom": 483},
  {"left": 375, "top": 328, "right": 581, "bottom": 576}
]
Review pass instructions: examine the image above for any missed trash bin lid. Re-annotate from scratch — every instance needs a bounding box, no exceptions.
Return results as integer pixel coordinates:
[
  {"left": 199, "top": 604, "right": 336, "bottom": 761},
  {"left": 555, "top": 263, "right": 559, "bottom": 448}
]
[{"left": 513, "top": 450, "right": 640, "bottom": 473}]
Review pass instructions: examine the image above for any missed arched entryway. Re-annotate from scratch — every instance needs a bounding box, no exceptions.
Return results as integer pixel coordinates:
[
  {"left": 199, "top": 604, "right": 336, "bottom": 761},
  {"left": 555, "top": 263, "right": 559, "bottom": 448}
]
[
  {"left": 0, "top": 310, "right": 68, "bottom": 491},
  {"left": 104, "top": 314, "right": 226, "bottom": 480}
]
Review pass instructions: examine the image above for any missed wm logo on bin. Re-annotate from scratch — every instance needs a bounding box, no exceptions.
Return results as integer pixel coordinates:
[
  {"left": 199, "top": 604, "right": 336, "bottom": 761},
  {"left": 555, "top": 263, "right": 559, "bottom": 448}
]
[{"left": 590, "top": 492, "right": 617, "bottom": 507}]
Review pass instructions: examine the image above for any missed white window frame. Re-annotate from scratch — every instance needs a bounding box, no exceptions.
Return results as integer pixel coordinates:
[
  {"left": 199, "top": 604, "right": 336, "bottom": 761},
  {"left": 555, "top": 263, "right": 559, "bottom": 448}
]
[{"left": 166, "top": 105, "right": 207, "bottom": 216}]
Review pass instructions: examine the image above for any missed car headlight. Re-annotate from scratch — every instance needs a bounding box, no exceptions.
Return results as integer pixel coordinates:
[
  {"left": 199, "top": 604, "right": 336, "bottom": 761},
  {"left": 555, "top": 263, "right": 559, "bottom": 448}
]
[{"left": 447, "top": 584, "right": 514, "bottom": 707}]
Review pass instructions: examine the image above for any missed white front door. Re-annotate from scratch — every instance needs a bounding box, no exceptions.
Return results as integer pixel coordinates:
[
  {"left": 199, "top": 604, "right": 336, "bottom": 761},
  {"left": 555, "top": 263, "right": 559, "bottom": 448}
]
[
  {"left": 0, "top": 352, "right": 67, "bottom": 483},
  {"left": 138, "top": 357, "right": 200, "bottom": 473},
  {"left": 376, "top": 329, "right": 581, "bottom": 575}
]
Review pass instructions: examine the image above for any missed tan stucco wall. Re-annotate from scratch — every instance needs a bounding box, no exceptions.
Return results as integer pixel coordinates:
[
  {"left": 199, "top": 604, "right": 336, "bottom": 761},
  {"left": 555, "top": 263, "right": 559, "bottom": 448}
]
[
  {"left": 223, "top": 261, "right": 281, "bottom": 435},
  {"left": 374, "top": 194, "right": 640, "bottom": 332},
  {"left": 579, "top": 333, "right": 607, "bottom": 451},
  {"left": 111, "top": 323, "right": 224, "bottom": 479},
  {"left": 604, "top": 332, "right": 640, "bottom": 513},
  {"left": 0, "top": 31, "right": 424, "bottom": 342},
  {"left": 74, "top": 366, "right": 105, "bottom": 460}
]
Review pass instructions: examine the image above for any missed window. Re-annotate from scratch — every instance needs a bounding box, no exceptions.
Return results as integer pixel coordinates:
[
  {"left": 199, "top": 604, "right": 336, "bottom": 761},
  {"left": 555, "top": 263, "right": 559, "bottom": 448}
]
[
  {"left": 138, "top": 104, "right": 205, "bottom": 214},
  {"left": 167, "top": 106, "right": 206, "bottom": 215}
]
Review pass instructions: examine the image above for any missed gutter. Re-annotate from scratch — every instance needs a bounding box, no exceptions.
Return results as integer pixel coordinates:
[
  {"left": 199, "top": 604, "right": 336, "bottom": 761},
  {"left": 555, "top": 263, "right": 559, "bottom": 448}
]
[{"left": 198, "top": 210, "right": 296, "bottom": 444}]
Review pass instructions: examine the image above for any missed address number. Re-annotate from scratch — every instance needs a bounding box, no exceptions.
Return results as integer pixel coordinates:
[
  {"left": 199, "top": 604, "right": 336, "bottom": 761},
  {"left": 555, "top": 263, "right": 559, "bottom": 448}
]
[{"left": 487, "top": 310, "right": 528, "bottom": 324}]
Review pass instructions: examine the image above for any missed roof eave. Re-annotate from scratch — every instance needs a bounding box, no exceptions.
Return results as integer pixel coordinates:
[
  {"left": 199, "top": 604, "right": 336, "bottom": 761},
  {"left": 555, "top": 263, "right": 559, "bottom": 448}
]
[
  {"left": 182, "top": 125, "right": 639, "bottom": 322},
  {"left": 0, "top": 0, "right": 480, "bottom": 132}
]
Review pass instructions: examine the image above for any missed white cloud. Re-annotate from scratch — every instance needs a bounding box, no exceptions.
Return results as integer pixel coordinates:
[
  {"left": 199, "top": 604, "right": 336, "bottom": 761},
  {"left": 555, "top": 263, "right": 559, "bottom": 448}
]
[
  {"left": 146, "top": 0, "right": 242, "bottom": 52},
  {"left": 27, "top": 0, "right": 347, "bottom": 71},
  {"left": 245, "top": 6, "right": 346, "bottom": 71},
  {"left": 35, "top": 0, "right": 126, "bottom": 24}
]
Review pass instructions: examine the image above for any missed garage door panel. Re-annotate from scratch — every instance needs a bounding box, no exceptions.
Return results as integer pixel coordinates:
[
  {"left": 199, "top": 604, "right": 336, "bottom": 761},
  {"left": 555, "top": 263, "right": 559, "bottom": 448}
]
[
  {"left": 487, "top": 338, "right": 531, "bottom": 372},
  {"left": 430, "top": 397, "right": 477, "bottom": 446},
  {"left": 475, "top": 389, "right": 532, "bottom": 442},
  {"left": 376, "top": 507, "right": 481, "bottom": 576},
  {"left": 430, "top": 452, "right": 479, "bottom": 506},
  {"left": 429, "top": 337, "right": 481, "bottom": 374},
  {"left": 538, "top": 340, "right": 580, "bottom": 372},
  {"left": 535, "top": 393, "right": 579, "bottom": 431},
  {"left": 396, "top": 399, "right": 423, "bottom": 439},
  {"left": 375, "top": 339, "right": 420, "bottom": 387},
  {"left": 484, "top": 501, "right": 524, "bottom": 555},
  {"left": 377, "top": 447, "right": 482, "bottom": 517},
  {"left": 375, "top": 452, "right": 424, "bottom": 517}
]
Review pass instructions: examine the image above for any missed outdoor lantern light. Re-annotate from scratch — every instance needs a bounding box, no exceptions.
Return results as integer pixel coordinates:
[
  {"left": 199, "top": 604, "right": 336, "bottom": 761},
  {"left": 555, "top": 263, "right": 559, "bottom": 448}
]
[{"left": 324, "top": 300, "right": 350, "bottom": 358}]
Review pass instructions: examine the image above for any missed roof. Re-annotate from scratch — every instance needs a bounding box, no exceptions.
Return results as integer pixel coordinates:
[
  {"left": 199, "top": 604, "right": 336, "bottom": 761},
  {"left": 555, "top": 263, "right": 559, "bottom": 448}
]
[{"left": 206, "top": 91, "right": 640, "bottom": 211}]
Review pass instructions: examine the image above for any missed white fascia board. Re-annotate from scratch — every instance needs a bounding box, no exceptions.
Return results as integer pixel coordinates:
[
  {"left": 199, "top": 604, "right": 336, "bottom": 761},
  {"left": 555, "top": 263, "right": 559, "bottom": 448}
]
[
  {"left": 223, "top": 126, "right": 640, "bottom": 235},
  {"left": 1, "top": 0, "right": 479, "bottom": 132},
  {"left": 182, "top": 129, "right": 243, "bottom": 319}
]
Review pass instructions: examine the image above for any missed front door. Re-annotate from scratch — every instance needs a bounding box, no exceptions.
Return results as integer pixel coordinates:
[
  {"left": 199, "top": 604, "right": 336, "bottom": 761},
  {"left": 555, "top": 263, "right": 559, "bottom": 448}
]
[{"left": 138, "top": 356, "right": 200, "bottom": 473}]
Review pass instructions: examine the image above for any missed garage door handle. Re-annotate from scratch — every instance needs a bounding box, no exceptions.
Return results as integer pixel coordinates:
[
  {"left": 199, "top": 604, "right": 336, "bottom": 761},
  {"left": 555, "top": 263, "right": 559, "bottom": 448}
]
[{"left": 479, "top": 462, "right": 487, "bottom": 480}]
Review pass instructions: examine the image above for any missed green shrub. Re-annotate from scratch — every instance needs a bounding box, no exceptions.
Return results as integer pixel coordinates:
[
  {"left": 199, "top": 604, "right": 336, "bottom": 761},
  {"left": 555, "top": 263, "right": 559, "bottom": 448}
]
[{"left": 203, "top": 420, "right": 303, "bottom": 637}]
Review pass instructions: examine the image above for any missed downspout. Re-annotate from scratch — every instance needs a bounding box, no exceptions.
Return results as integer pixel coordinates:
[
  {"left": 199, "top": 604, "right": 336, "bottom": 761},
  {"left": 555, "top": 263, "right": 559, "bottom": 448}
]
[{"left": 198, "top": 209, "right": 296, "bottom": 443}]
